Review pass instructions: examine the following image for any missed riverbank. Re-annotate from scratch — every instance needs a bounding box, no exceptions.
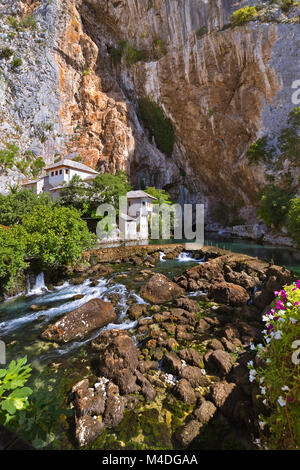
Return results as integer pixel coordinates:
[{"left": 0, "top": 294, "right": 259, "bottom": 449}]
[{"left": 0, "top": 243, "right": 298, "bottom": 449}]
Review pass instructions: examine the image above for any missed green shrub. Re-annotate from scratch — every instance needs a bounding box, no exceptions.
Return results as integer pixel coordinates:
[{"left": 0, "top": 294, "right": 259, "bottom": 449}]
[
  {"left": 110, "top": 41, "right": 145, "bottom": 65},
  {"left": 246, "top": 136, "right": 275, "bottom": 165},
  {"left": 280, "top": 0, "right": 296, "bottom": 11},
  {"left": 22, "top": 206, "right": 96, "bottom": 268},
  {"left": 196, "top": 25, "right": 208, "bottom": 38},
  {"left": 278, "top": 107, "right": 300, "bottom": 164},
  {"left": 0, "top": 189, "right": 52, "bottom": 226},
  {"left": 11, "top": 57, "right": 22, "bottom": 70},
  {"left": 0, "top": 143, "right": 19, "bottom": 174},
  {"left": 257, "top": 184, "right": 291, "bottom": 228},
  {"left": 0, "top": 47, "right": 14, "bottom": 60},
  {"left": 19, "top": 15, "right": 37, "bottom": 31},
  {"left": 231, "top": 6, "right": 257, "bottom": 26},
  {"left": 0, "top": 226, "right": 29, "bottom": 290},
  {"left": 287, "top": 197, "right": 300, "bottom": 247},
  {"left": 138, "top": 98, "right": 175, "bottom": 158},
  {"left": 0, "top": 357, "right": 32, "bottom": 426},
  {"left": 248, "top": 283, "right": 300, "bottom": 449}
]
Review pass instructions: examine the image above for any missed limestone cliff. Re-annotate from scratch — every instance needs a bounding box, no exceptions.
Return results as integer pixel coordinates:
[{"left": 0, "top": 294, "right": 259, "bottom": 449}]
[{"left": 0, "top": 0, "right": 299, "bottom": 224}]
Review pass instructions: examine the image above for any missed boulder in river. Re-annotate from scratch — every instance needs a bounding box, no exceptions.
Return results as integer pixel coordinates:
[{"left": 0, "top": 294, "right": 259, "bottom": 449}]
[
  {"left": 140, "top": 273, "right": 185, "bottom": 304},
  {"left": 41, "top": 298, "right": 116, "bottom": 343}
]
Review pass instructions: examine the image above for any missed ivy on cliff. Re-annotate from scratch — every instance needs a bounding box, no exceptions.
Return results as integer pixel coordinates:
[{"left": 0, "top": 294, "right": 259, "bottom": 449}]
[{"left": 138, "top": 98, "right": 175, "bottom": 158}]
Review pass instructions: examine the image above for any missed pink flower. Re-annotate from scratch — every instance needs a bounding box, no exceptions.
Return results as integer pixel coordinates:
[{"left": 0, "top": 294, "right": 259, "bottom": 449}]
[
  {"left": 295, "top": 302, "right": 299, "bottom": 306},
  {"left": 276, "top": 300, "right": 285, "bottom": 310}
]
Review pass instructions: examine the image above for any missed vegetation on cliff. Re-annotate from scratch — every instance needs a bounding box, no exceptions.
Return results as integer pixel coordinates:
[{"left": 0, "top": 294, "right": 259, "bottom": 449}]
[{"left": 138, "top": 98, "right": 175, "bottom": 158}]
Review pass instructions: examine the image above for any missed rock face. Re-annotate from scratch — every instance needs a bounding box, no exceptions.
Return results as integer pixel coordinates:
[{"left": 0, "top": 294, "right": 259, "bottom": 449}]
[
  {"left": 41, "top": 298, "right": 116, "bottom": 343},
  {"left": 1, "top": 1, "right": 300, "bottom": 221},
  {"left": 140, "top": 273, "right": 185, "bottom": 304}
]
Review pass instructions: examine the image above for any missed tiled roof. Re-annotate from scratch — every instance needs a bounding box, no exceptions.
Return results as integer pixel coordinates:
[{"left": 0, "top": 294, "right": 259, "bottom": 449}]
[
  {"left": 126, "top": 190, "right": 157, "bottom": 200},
  {"left": 45, "top": 159, "right": 99, "bottom": 174}
]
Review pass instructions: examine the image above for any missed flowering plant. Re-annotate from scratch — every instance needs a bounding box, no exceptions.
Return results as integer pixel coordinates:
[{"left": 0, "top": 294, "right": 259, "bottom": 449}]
[{"left": 248, "top": 281, "right": 300, "bottom": 449}]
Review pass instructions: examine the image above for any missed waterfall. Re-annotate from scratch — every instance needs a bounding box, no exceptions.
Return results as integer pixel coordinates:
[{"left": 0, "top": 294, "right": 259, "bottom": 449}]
[
  {"left": 26, "top": 272, "right": 48, "bottom": 296},
  {"left": 159, "top": 251, "right": 166, "bottom": 262},
  {"left": 177, "top": 252, "right": 205, "bottom": 262}
]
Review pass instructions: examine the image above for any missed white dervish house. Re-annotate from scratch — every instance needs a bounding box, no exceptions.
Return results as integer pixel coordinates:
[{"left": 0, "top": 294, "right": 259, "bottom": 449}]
[{"left": 21, "top": 159, "right": 156, "bottom": 241}]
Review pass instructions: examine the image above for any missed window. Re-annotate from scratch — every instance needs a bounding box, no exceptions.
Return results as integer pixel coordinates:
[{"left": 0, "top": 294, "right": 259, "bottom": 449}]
[
  {"left": 66, "top": 169, "right": 69, "bottom": 174},
  {"left": 51, "top": 171, "right": 54, "bottom": 176},
  {"left": 59, "top": 169, "right": 62, "bottom": 175},
  {"left": 55, "top": 171, "right": 58, "bottom": 176}
]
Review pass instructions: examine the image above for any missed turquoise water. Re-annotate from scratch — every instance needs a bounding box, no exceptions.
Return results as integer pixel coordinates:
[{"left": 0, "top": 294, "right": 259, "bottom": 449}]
[{"left": 149, "top": 236, "right": 300, "bottom": 275}]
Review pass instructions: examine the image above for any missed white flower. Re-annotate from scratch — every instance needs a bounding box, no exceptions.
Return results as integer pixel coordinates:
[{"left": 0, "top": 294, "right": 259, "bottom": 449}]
[
  {"left": 257, "top": 343, "right": 263, "bottom": 350},
  {"left": 266, "top": 338, "right": 271, "bottom": 344},
  {"left": 259, "top": 421, "right": 266, "bottom": 429},
  {"left": 273, "top": 330, "right": 283, "bottom": 340},
  {"left": 290, "top": 317, "right": 297, "bottom": 324},
  {"left": 266, "top": 358, "right": 271, "bottom": 363},
  {"left": 247, "top": 360, "right": 254, "bottom": 367},
  {"left": 250, "top": 344, "right": 256, "bottom": 351},
  {"left": 262, "top": 315, "right": 269, "bottom": 322},
  {"left": 260, "top": 377, "right": 264, "bottom": 384},
  {"left": 278, "top": 396, "right": 286, "bottom": 407},
  {"left": 263, "top": 399, "right": 267, "bottom": 405},
  {"left": 281, "top": 385, "right": 290, "bottom": 391},
  {"left": 249, "top": 369, "right": 257, "bottom": 382},
  {"left": 260, "top": 386, "right": 266, "bottom": 395},
  {"left": 286, "top": 302, "right": 292, "bottom": 307},
  {"left": 278, "top": 310, "right": 286, "bottom": 315}
]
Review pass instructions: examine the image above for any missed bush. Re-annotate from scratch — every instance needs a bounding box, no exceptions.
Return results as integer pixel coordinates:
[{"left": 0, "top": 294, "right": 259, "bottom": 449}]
[
  {"left": 0, "top": 226, "right": 28, "bottom": 290},
  {"left": 0, "top": 357, "right": 32, "bottom": 426},
  {"left": 257, "top": 184, "right": 291, "bottom": 228},
  {"left": 0, "top": 47, "right": 14, "bottom": 60},
  {"left": 287, "top": 197, "right": 300, "bottom": 247},
  {"left": 231, "top": 6, "right": 257, "bottom": 26},
  {"left": 138, "top": 98, "right": 175, "bottom": 158},
  {"left": 196, "top": 25, "right": 208, "bottom": 38},
  {"left": 0, "top": 189, "right": 52, "bottom": 226},
  {"left": 21, "top": 206, "right": 96, "bottom": 268},
  {"left": 110, "top": 41, "right": 145, "bottom": 65},
  {"left": 278, "top": 107, "right": 300, "bottom": 164},
  {"left": 248, "top": 283, "right": 300, "bottom": 449},
  {"left": 280, "top": 0, "right": 296, "bottom": 11},
  {"left": 246, "top": 136, "right": 275, "bottom": 165},
  {"left": 11, "top": 57, "right": 22, "bottom": 70}
]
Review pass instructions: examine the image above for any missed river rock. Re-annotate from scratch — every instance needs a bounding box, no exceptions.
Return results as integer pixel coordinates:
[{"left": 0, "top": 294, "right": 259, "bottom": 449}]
[
  {"left": 98, "top": 334, "right": 139, "bottom": 379},
  {"left": 208, "top": 281, "right": 250, "bottom": 306},
  {"left": 128, "top": 303, "right": 148, "bottom": 320},
  {"left": 210, "top": 381, "right": 236, "bottom": 408},
  {"left": 75, "top": 415, "right": 104, "bottom": 448},
  {"left": 178, "top": 348, "right": 203, "bottom": 368},
  {"left": 140, "top": 273, "right": 185, "bottom": 304},
  {"left": 180, "top": 366, "right": 210, "bottom": 387},
  {"left": 162, "top": 351, "right": 182, "bottom": 375},
  {"left": 205, "top": 350, "right": 235, "bottom": 375},
  {"left": 173, "top": 379, "right": 197, "bottom": 404},
  {"left": 194, "top": 400, "right": 217, "bottom": 424},
  {"left": 41, "top": 299, "right": 116, "bottom": 343},
  {"left": 103, "top": 395, "right": 125, "bottom": 427},
  {"left": 72, "top": 379, "right": 105, "bottom": 418},
  {"left": 176, "top": 419, "right": 202, "bottom": 447}
]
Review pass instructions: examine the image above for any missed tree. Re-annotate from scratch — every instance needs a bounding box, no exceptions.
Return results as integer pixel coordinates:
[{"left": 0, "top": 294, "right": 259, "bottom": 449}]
[
  {"left": 0, "top": 189, "right": 52, "bottom": 226},
  {"left": 145, "top": 186, "right": 173, "bottom": 205},
  {"left": 56, "top": 171, "right": 132, "bottom": 217},
  {"left": 287, "top": 197, "right": 300, "bottom": 247},
  {"left": 257, "top": 184, "right": 291, "bottom": 228},
  {"left": 21, "top": 206, "right": 96, "bottom": 268},
  {"left": 0, "top": 225, "right": 28, "bottom": 290}
]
